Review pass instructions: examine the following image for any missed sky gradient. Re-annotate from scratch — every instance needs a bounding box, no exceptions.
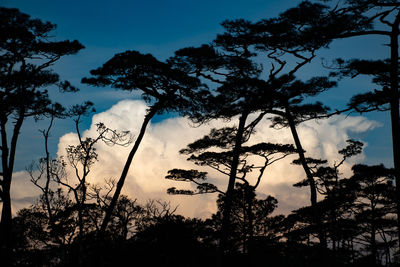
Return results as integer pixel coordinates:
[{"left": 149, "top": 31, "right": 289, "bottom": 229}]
[{"left": 0, "top": 0, "right": 394, "bottom": 216}]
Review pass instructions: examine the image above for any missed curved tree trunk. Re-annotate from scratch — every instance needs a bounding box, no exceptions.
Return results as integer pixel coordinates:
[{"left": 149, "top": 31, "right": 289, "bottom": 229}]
[{"left": 285, "top": 107, "right": 327, "bottom": 248}]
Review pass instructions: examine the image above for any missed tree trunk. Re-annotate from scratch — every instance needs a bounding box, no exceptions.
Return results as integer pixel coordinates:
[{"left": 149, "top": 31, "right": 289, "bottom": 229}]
[
  {"left": 0, "top": 176, "right": 12, "bottom": 262},
  {"left": 389, "top": 10, "right": 400, "bottom": 252},
  {"left": 0, "top": 118, "right": 10, "bottom": 256},
  {"left": 285, "top": 107, "right": 327, "bottom": 248},
  {"left": 0, "top": 113, "right": 24, "bottom": 263},
  {"left": 44, "top": 122, "right": 54, "bottom": 223},
  {"left": 100, "top": 101, "right": 162, "bottom": 233},
  {"left": 220, "top": 111, "right": 248, "bottom": 256}
]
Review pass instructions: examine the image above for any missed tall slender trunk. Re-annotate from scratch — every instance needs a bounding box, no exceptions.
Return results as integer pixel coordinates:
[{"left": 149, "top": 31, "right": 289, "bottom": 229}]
[
  {"left": 73, "top": 190, "right": 84, "bottom": 267},
  {"left": 220, "top": 111, "right": 248, "bottom": 255},
  {"left": 285, "top": 107, "right": 327, "bottom": 248},
  {"left": 389, "top": 10, "right": 400, "bottom": 252},
  {"left": 0, "top": 176, "right": 11, "bottom": 244},
  {"left": 100, "top": 101, "right": 162, "bottom": 234},
  {"left": 0, "top": 113, "right": 24, "bottom": 263},
  {"left": 43, "top": 117, "right": 55, "bottom": 223},
  {"left": 76, "top": 192, "right": 85, "bottom": 239},
  {"left": 0, "top": 118, "right": 10, "bottom": 253}
]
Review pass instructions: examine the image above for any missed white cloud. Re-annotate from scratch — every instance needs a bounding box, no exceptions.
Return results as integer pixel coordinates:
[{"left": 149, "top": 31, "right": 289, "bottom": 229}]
[
  {"left": 10, "top": 100, "right": 381, "bottom": 218},
  {"left": 9, "top": 171, "right": 42, "bottom": 215}
]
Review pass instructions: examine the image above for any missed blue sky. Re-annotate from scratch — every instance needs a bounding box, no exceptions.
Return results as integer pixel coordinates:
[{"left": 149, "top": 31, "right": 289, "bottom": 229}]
[{"left": 0, "top": 0, "right": 393, "bottom": 171}]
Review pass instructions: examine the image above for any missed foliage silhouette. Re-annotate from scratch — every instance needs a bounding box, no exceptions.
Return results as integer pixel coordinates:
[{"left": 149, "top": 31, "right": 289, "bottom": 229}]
[
  {"left": 168, "top": 2, "right": 342, "bottom": 249},
  {"left": 166, "top": 125, "right": 296, "bottom": 254},
  {"left": 82, "top": 50, "right": 206, "bottom": 234},
  {"left": 3, "top": 1, "right": 400, "bottom": 267},
  {"left": 312, "top": 0, "right": 400, "bottom": 250},
  {"left": 0, "top": 7, "right": 84, "bottom": 260}
]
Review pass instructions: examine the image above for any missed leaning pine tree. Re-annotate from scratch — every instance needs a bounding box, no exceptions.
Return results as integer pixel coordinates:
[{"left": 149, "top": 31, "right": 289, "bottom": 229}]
[{"left": 82, "top": 50, "right": 207, "bottom": 234}]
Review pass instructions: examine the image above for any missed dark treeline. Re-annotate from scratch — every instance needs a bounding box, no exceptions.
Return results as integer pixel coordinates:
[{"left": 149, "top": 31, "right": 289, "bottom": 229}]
[{"left": 1, "top": 1, "right": 400, "bottom": 266}]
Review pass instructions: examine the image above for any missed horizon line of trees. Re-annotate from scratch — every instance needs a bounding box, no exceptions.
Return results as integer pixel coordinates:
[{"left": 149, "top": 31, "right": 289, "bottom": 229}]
[{"left": 1, "top": 1, "right": 399, "bottom": 266}]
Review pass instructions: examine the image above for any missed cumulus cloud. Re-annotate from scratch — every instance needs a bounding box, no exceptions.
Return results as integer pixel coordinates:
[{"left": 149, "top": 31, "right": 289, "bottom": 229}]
[
  {"left": 10, "top": 171, "right": 43, "bottom": 214},
  {"left": 11, "top": 99, "right": 381, "bottom": 218}
]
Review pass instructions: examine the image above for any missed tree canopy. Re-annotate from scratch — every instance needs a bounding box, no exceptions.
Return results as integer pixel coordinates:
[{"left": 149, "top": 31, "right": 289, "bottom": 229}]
[{"left": 1, "top": 1, "right": 400, "bottom": 266}]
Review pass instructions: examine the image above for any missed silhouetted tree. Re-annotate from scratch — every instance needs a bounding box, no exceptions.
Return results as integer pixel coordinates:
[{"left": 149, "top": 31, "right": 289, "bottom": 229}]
[
  {"left": 309, "top": 0, "right": 400, "bottom": 248},
  {"left": 288, "top": 140, "right": 364, "bottom": 263},
  {"left": 170, "top": 42, "right": 272, "bottom": 246},
  {"left": 0, "top": 7, "right": 84, "bottom": 259},
  {"left": 166, "top": 129, "right": 296, "bottom": 252},
  {"left": 7, "top": 1, "right": 400, "bottom": 266},
  {"left": 350, "top": 164, "right": 396, "bottom": 266},
  {"left": 82, "top": 51, "right": 205, "bottom": 234},
  {"left": 267, "top": 76, "right": 335, "bottom": 248},
  {"left": 238, "top": 1, "right": 397, "bottom": 250},
  {"left": 211, "top": 184, "right": 279, "bottom": 253},
  {"left": 287, "top": 139, "right": 398, "bottom": 265},
  {"left": 250, "top": 5, "right": 347, "bottom": 247},
  {"left": 167, "top": 132, "right": 296, "bottom": 196},
  {"left": 132, "top": 214, "right": 218, "bottom": 267},
  {"left": 57, "top": 104, "right": 130, "bottom": 240},
  {"left": 23, "top": 102, "right": 134, "bottom": 266},
  {"left": 26, "top": 106, "right": 68, "bottom": 233},
  {"left": 167, "top": 14, "right": 338, "bottom": 252},
  {"left": 200, "top": 4, "right": 352, "bottom": 247}
]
